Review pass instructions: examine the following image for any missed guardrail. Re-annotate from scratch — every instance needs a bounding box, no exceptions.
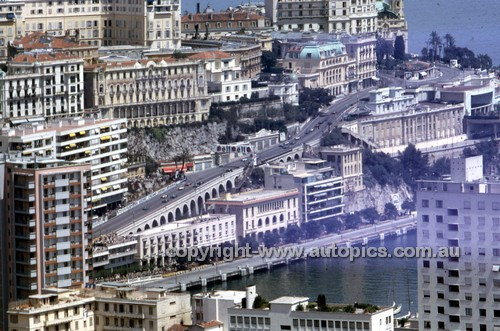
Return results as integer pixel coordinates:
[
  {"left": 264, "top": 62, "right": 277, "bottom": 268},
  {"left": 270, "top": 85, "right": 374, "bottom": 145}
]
[
  {"left": 116, "top": 168, "right": 244, "bottom": 236},
  {"left": 93, "top": 179, "right": 186, "bottom": 229}
]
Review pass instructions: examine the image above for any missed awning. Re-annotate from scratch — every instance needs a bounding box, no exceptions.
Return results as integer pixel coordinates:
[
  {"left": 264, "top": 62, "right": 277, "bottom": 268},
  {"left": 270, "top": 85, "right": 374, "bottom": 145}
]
[
  {"left": 112, "top": 134, "right": 119, "bottom": 139},
  {"left": 112, "top": 155, "right": 119, "bottom": 160},
  {"left": 100, "top": 126, "right": 108, "bottom": 130},
  {"left": 100, "top": 136, "right": 111, "bottom": 141},
  {"left": 420, "top": 71, "right": 428, "bottom": 77},
  {"left": 64, "top": 146, "right": 70, "bottom": 150},
  {"left": 101, "top": 177, "right": 107, "bottom": 182},
  {"left": 493, "top": 265, "right": 500, "bottom": 272},
  {"left": 101, "top": 186, "right": 108, "bottom": 191},
  {"left": 79, "top": 131, "right": 86, "bottom": 135},
  {"left": 95, "top": 189, "right": 101, "bottom": 194},
  {"left": 69, "top": 133, "right": 76, "bottom": 137},
  {"left": 85, "top": 150, "right": 91, "bottom": 154},
  {"left": 113, "top": 185, "right": 120, "bottom": 190},
  {"left": 22, "top": 151, "right": 31, "bottom": 155},
  {"left": 111, "top": 125, "right": 118, "bottom": 130},
  {"left": 69, "top": 143, "right": 76, "bottom": 147}
]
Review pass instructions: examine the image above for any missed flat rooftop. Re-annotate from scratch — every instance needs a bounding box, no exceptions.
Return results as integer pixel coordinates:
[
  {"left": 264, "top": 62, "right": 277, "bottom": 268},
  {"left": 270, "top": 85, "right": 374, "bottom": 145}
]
[
  {"left": 270, "top": 296, "right": 309, "bottom": 305},
  {"left": 208, "top": 189, "right": 298, "bottom": 204},
  {"left": 194, "top": 290, "right": 247, "bottom": 301},
  {"left": 137, "top": 214, "right": 234, "bottom": 237}
]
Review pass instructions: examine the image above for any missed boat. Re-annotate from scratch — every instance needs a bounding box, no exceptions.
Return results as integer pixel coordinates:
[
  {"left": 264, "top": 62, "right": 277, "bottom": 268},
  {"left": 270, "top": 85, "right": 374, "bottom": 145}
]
[
  {"left": 395, "top": 311, "right": 411, "bottom": 320},
  {"left": 391, "top": 302, "right": 402, "bottom": 315}
]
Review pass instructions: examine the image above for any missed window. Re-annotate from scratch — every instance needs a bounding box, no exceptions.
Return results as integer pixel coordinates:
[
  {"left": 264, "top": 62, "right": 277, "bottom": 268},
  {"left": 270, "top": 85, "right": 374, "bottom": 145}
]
[
  {"left": 422, "top": 215, "right": 429, "bottom": 222},
  {"left": 436, "top": 200, "right": 443, "bottom": 208},
  {"left": 478, "top": 201, "right": 485, "bottom": 210},
  {"left": 422, "top": 199, "right": 429, "bottom": 208}
]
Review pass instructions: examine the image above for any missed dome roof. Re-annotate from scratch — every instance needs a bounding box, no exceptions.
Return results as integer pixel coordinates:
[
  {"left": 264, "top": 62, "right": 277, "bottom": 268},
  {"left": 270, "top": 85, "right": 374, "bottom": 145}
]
[{"left": 297, "top": 43, "right": 344, "bottom": 60}]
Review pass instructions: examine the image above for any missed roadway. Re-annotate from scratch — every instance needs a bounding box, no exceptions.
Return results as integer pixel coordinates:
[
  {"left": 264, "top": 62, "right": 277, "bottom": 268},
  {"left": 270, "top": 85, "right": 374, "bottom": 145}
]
[
  {"left": 136, "top": 216, "right": 416, "bottom": 290},
  {"left": 95, "top": 65, "right": 462, "bottom": 235}
]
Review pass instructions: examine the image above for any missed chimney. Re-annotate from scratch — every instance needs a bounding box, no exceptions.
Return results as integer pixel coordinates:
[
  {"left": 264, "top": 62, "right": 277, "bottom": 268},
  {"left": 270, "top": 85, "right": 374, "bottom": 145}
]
[
  {"left": 246, "top": 285, "right": 257, "bottom": 309},
  {"left": 196, "top": 2, "right": 200, "bottom": 14}
]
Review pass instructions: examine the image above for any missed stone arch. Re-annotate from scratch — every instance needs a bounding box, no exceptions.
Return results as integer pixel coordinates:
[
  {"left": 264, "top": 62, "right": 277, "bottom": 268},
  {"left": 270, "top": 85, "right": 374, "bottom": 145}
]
[
  {"left": 294, "top": 153, "right": 300, "bottom": 160},
  {"left": 279, "top": 214, "right": 284, "bottom": 222},
  {"left": 219, "top": 184, "right": 226, "bottom": 195},
  {"left": 198, "top": 196, "right": 204, "bottom": 214},
  {"left": 257, "top": 219, "right": 262, "bottom": 227},
  {"left": 272, "top": 215, "right": 277, "bottom": 224},
  {"left": 182, "top": 204, "right": 189, "bottom": 217},
  {"left": 226, "top": 180, "right": 233, "bottom": 192},
  {"left": 265, "top": 217, "right": 270, "bottom": 226},
  {"left": 136, "top": 228, "right": 142, "bottom": 233},
  {"left": 160, "top": 216, "right": 166, "bottom": 225},
  {"left": 152, "top": 220, "right": 158, "bottom": 227},
  {"left": 212, "top": 188, "right": 218, "bottom": 198},
  {"left": 286, "top": 156, "right": 293, "bottom": 162},
  {"left": 129, "top": 232, "right": 134, "bottom": 235},
  {"left": 279, "top": 159, "right": 284, "bottom": 163},
  {"left": 190, "top": 200, "right": 197, "bottom": 216},
  {"left": 168, "top": 212, "right": 174, "bottom": 223},
  {"left": 144, "top": 224, "right": 150, "bottom": 230},
  {"left": 175, "top": 208, "right": 182, "bottom": 219},
  {"left": 205, "top": 192, "right": 211, "bottom": 201}
]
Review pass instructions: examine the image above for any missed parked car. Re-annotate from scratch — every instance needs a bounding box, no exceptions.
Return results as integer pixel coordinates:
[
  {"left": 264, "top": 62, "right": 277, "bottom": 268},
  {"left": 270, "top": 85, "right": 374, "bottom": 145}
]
[
  {"left": 161, "top": 194, "right": 168, "bottom": 199},
  {"left": 178, "top": 186, "right": 185, "bottom": 190}
]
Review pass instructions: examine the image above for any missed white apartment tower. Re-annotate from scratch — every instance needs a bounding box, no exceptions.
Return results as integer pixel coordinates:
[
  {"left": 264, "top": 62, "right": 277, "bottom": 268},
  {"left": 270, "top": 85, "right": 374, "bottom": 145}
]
[{"left": 417, "top": 155, "right": 500, "bottom": 331}]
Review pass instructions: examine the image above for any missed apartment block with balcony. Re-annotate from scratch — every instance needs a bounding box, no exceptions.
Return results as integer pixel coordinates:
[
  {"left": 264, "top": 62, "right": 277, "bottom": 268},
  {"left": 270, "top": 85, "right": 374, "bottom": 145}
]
[
  {"left": 318, "top": 145, "right": 364, "bottom": 193},
  {"left": 84, "top": 57, "right": 211, "bottom": 128},
  {"left": 208, "top": 190, "right": 299, "bottom": 241},
  {"left": 136, "top": 214, "right": 236, "bottom": 267},
  {"left": 417, "top": 155, "right": 500, "bottom": 331},
  {"left": 92, "top": 234, "right": 137, "bottom": 272},
  {"left": 0, "top": 52, "right": 84, "bottom": 125},
  {"left": 0, "top": 117, "right": 128, "bottom": 213},
  {"left": 2, "top": 157, "right": 90, "bottom": 303},
  {"left": 264, "top": 160, "right": 344, "bottom": 223}
]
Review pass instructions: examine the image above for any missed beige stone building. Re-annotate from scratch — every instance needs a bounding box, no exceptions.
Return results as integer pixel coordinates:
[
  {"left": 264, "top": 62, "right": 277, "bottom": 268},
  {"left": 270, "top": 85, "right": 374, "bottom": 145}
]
[
  {"left": 0, "top": 2, "right": 24, "bottom": 61},
  {"left": 7, "top": 285, "right": 192, "bottom": 331},
  {"left": 84, "top": 57, "right": 211, "bottom": 128},
  {"left": 0, "top": 0, "right": 181, "bottom": 49},
  {"left": 265, "top": 0, "right": 378, "bottom": 35},
  {"left": 376, "top": 0, "right": 408, "bottom": 50},
  {"left": 318, "top": 145, "right": 364, "bottom": 193},
  {"left": 281, "top": 41, "right": 356, "bottom": 96},
  {"left": 207, "top": 190, "right": 299, "bottom": 241}
]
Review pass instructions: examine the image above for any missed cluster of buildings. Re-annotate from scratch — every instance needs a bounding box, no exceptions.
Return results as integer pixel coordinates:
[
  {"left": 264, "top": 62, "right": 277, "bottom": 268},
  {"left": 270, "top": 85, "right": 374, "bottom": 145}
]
[{"left": 5, "top": 283, "right": 395, "bottom": 331}]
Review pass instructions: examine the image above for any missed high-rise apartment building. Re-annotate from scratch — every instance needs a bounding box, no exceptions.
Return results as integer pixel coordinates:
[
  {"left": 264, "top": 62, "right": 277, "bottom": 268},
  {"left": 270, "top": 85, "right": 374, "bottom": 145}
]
[
  {"left": 84, "top": 57, "right": 211, "bottom": 128},
  {"left": 265, "top": 0, "right": 378, "bottom": 35},
  {"left": 2, "top": 157, "right": 91, "bottom": 303},
  {"left": 0, "top": 0, "right": 181, "bottom": 49},
  {"left": 0, "top": 117, "right": 128, "bottom": 213},
  {"left": 417, "top": 155, "right": 500, "bottom": 331},
  {"left": 0, "top": 53, "right": 84, "bottom": 125}
]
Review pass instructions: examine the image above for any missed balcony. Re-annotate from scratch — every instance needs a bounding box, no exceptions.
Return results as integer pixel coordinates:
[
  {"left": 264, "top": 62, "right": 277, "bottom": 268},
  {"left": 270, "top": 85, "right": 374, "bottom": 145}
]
[
  {"left": 56, "top": 228, "right": 70, "bottom": 237},
  {"left": 56, "top": 241, "right": 71, "bottom": 250},
  {"left": 57, "top": 266, "right": 71, "bottom": 276},
  {"left": 57, "top": 254, "right": 71, "bottom": 263}
]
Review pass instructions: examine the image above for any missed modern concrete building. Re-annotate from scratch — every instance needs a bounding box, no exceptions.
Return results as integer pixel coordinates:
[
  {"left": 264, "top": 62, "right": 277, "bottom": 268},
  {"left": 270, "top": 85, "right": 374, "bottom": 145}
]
[
  {"left": 136, "top": 214, "right": 237, "bottom": 267},
  {"left": 268, "top": 80, "right": 300, "bottom": 105},
  {"left": 264, "top": 160, "right": 344, "bottom": 223},
  {"left": 0, "top": 0, "right": 181, "bottom": 49},
  {"left": 0, "top": 117, "right": 128, "bottom": 213},
  {"left": 0, "top": 52, "right": 84, "bottom": 125},
  {"left": 84, "top": 57, "right": 211, "bottom": 128},
  {"left": 92, "top": 234, "right": 138, "bottom": 272},
  {"left": 207, "top": 190, "right": 299, "bottom": 241},
  {"left": 265, "top": 0, "right": 378, "bottom": 35},
  {"left": 194, "top": 285, "right": 394, "bottom": 331},
  {"left": 318, "top": 145, "right": 364, "bottom": 193},
  {"left": 6, "top": 285, "right": 192, "bottom": 331},
  {"left": 417, "top": 155, "right": 500, "bottom": 331},
  {"left": 1, "top": 157, "right": 91, "bottom": 303}
]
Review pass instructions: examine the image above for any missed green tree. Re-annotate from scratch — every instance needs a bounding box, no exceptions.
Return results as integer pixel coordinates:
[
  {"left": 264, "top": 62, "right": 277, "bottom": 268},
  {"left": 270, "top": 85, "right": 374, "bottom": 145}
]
[
  {"left": 283, "top": 224, "right": 303, "bottom": 243},
  {"left": 299, "top": 88, "right": 333, "bottom": 106},
  {"left": 401, "top": 199, "right": 416, "bottom": 214},
  {"left": 261, "top": 51, "right": 277, "bottom": 73},
  {"left": 253, "top": 295, "right": 269, "bottom": 309},
  {"left": 324, "top": 217, "right": 343, "bottom": 233},
  {"left": 263, "top": 232, "right": 281, "bottom": 247},
  {"left": 428, "top": 31, "right": 442, "bottom": 61},
  {"left": 399, "top": 144, "right": 429, "bottom": 190},
  {"left": 477, "top": 54, "right": 493, "bottom": 70},
  {"left": 240, "top": 235, "right": 259, "bottom": 251},
  {"left": 393, "top": 35, "right": 406, "bottom": 61},
  {"left": 317, "top": 294, "right": 327, "bottom": 310},
  {"left": 250, "top": 167, "right": 265, "bottom": 185},
  {"left": 428, "top": 157, "right": 450, "bottom": 179},
  {"left": 443, "top": 33, "right": 455, "bottom": 48},
  {"left": 321, "top": 127, "right": 348, "bottom": 146},
  {"left": 344, "top": 213, "right": 362, "bottom": 229},
  {"left": 360, "top": 207, "right": 380, "bottom": 224},
  {"left": 303, "top": 221, "right": 323, "bottom": 239},
  {"left": 384, "top": 203, "right": 398, "bottom": 220}
]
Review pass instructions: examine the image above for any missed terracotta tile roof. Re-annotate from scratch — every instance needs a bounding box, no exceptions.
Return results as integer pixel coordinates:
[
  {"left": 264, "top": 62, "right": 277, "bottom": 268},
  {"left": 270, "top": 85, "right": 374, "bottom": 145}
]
[
  {"left": 198, "top": 321, "right": 223, "bottom": 328},
  {"left": 188, "top": 51, "right": 232, "bottom": 60},
  {"left": 84, "top": 57, "right": 193, "bottom": 70},
  {"left": 13, "top": 32, "right": 92, "bottom": 51},
  {"left": 167, "top": 324, "right": 187, "bottom": 331},
  {"left": 11, "top": 53, "right": 81, "bottom": 64},
  {"left": 182, "top": 11, "right": 267, "bottom": 23}
]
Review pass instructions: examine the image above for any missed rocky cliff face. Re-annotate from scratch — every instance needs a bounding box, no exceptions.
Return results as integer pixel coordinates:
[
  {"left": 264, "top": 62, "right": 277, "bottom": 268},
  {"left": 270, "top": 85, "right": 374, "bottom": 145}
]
[
  {"left": 127, "top": 122, "right": 226, "bottom": 160},
  {"left": 343, "top": 182, "right": 413, "bottom": 214}
]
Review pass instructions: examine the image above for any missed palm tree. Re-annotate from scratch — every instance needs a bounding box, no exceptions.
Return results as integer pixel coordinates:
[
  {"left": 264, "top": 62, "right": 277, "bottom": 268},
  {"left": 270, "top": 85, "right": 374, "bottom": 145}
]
[
  {"left": 444, "top": 33, "right": 455, "bottom": 48},
  {"left": 428, "top": 31, "right": 442, "bottom": 62}
]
